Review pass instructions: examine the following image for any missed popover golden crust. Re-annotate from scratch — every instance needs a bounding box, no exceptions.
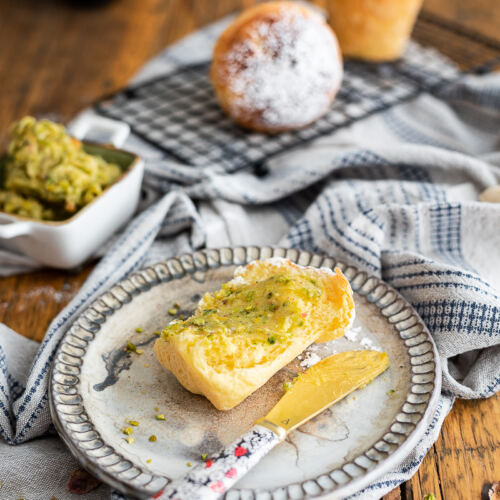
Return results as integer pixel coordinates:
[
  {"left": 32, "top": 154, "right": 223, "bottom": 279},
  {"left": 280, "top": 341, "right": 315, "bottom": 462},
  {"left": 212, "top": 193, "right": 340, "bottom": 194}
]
[
  {"left": 210, "top": 2, "right": 343, "bottom": 133},
  {"left": 154, "top": 258, "right": 354, "bottom": 410},
  {"left": 328, "top": 0, "right": 423, "bottom": 61}
]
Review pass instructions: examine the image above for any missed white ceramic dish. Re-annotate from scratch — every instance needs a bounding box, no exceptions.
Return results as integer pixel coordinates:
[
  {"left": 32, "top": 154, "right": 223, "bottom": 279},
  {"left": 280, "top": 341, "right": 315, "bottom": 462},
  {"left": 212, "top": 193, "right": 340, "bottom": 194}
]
[
  {"left": 0, "top": 115, "right": 143, "bottom": 269},
  {"left": 50, "top": 247, "right": 441, "bottom": 500}
]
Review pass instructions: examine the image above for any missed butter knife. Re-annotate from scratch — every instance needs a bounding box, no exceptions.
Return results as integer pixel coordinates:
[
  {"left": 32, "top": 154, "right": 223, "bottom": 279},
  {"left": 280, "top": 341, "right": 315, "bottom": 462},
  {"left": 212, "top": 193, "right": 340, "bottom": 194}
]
[{"left": 151, "top": 350, "right": 389, "bottom": 500}]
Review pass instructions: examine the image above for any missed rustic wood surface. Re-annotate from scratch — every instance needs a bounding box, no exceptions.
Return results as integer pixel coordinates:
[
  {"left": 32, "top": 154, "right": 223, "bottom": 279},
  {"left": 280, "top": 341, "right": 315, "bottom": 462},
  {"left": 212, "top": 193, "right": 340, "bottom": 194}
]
[{"left": 0, "top": 0, "right": 499, "bottom": 498}]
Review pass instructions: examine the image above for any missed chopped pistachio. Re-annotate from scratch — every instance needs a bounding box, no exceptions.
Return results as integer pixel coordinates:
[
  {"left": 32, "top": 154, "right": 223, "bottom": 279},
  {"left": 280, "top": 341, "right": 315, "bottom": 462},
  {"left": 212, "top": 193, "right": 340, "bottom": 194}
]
[
  {"left": 268, "top": 336, "right": 276, "bottom": 345},
  {"left": 128, "top": 420, "right": 140, "bottom": 427},
  {"left": 126, "top": 342, "right": 137, "bottom": 352},
  {"left": 123, "top": 427, "right": 133, "bottom": 435},
  {"left": 149, "top": 435, "right": 157, "bottom": 442},
  {"left": 155, "top": 414, "right": 166, "bottom": 421},
  {"left": 154, "top": 330, "right": 161, "bottom": 336},
  {"left": 125, "top": 437, "right": 134, "bottom": 444},
  {"left": 136, "top": 349, "right": 144, "bottom": 355},
  {"left": 135, "top": 327, "right": 143, "bottom": 333},
  {"left": 201, "top": 453, "right": 207, "bottom": 460},
  {"left": 186, "top": 462, "right": 192, "bottom": 467},
  {"left": 168, "top": 308, "right": 178, "bottom": 316},
  {"left": 192, "top": 318, "right": 205, "bottom": 326},
  {"left": 283, "top": 382, "right": 292, "bottom": 392},
  {"left": 146, "top": 459, "right": 152, "bottom": 464},
  {"left": 386, "top": 389, "right": 396, "bottom": 396},
  {"left": 423, "top": 495, "right": 436, "bottom": 500},
  {"left": 179, "top": 314, "right": 185, "bottom": 320},
  {"left": 154, "top": 407, "right": 159, "bottom": 412}
]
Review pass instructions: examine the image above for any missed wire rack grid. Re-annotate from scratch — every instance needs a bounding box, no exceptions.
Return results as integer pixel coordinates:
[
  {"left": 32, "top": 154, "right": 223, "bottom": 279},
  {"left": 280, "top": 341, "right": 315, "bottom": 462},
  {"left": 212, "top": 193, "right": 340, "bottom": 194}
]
[{"left": 95, "top": 14, "right": 500, "bottom": 173}]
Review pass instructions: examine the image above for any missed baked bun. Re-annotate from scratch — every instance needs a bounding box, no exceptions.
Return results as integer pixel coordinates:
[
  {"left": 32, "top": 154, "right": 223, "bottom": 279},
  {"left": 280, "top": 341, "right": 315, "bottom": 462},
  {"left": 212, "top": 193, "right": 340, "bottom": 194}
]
[
  {"left": 210, "top": 2, "right": 343, "bottom": 133},
  {"left": 328, "top": 0, "right": 423, "bottom": 61},
  {"left": 154, "top": 258, "right": 354, "bottom": 410}
]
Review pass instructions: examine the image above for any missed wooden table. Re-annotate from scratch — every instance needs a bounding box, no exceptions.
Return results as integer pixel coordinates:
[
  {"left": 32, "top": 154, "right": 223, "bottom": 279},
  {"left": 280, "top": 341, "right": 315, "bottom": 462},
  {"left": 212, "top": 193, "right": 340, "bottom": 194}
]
[{"left": 0, "top": 1, "right": 499, "bottom": 498}]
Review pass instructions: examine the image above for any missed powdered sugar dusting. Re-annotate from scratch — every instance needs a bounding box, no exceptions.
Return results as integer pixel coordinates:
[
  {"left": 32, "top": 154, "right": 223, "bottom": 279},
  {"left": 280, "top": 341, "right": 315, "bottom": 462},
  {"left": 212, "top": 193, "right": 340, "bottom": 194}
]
[
  {"left": 360, "top": 337, "right": 383, "bottom": 352},
  {"left": 300, "top": 350, "right": 322, "bottom": 368},
  {"left": 221, "top": 5, "right": 342, "bottom": 129},
  {"left": 228, "top": 274, "right": 248, "bottom": 285},
  {"left": 344, "top": 326, "right": 382, "bottom": 352},
  {"left": 344, "top": 325, "right": 361, "bottom": 342}
]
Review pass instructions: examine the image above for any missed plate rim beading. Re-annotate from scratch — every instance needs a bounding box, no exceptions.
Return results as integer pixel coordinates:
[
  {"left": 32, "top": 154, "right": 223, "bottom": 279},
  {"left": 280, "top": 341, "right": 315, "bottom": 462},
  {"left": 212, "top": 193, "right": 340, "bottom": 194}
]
[{"left": 49, "top": 246, "right": 442, "bottom": 500}]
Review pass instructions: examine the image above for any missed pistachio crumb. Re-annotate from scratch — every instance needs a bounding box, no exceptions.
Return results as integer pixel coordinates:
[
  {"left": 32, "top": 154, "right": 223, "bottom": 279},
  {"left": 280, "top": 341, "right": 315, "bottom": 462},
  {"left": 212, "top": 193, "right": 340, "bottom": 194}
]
[
  {"left": 174, "top": 302, "right": 181, "bottom": 309},
  {"left": 135, "top": 327, "right": 143, "bottom": 333},
  {"left": 186, "top": 462, "right": 192, "bottom": 467},
  {"left": 128, "top": 420, "right": 140, "bottom": 427},
  {"left": 136, "top": 349, "right": 144, "bottom": 355},
  {"left": 283, "top": 382, "right": 292, "bottom": 392},
  {"left": 154, "top": 406, "right": 159, "bottom": 412},
  {"left": 179, "top": 314, "right": 185, "bottom": 320},
  {"left": 201, "top": 453, "right": 207, "bottom": 460},
  {"left": 155, "top": 414, "right": 166, "bottom": 421},
  {"left": 126, "top": 342, "right": 137, "bottom": 352},
  {"left": 146, "top": 459, "right": 152, "bottom": 464},
  {"left": 123, "top": 427, "right": 133, "bottom": 435},
  {"left": 154, "top": 330, "right": 161, "bottom": 336},
  {"left": 149, "top": 435, "right": 157, "bottom": 442},
  {"left": 168, "top": 308, "right": 178, "bottom": 316},
  {"left": 125, "top": 437, "right": 134, "bottom": 444}
]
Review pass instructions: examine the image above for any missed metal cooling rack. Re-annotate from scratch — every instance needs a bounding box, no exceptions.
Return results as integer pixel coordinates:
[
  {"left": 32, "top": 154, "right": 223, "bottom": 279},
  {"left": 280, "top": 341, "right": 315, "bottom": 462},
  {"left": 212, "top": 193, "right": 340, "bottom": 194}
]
[{"left": 95, "top": 14, "right": 500, "bottom": 173}]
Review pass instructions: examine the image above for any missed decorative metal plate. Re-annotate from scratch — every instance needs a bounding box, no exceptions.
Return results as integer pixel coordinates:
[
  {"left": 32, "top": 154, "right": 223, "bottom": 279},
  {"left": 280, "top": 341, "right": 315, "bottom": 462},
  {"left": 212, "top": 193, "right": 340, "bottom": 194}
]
[{"left": 49, "top": 247, "right": 441, "bottom": 499}]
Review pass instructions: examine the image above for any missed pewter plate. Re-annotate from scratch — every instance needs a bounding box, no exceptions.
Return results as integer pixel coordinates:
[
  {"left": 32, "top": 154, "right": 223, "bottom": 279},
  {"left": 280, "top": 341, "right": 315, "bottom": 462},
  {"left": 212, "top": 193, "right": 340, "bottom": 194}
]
[{"left": 49, "top": 247, "right": 441, "bottom": 499}]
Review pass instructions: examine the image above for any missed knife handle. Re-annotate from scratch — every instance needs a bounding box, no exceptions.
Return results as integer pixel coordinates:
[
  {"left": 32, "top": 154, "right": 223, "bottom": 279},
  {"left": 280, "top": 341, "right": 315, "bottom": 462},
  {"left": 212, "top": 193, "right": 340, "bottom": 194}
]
[{"left": 152, "top": 424, "right": 281, "bottom": 500}]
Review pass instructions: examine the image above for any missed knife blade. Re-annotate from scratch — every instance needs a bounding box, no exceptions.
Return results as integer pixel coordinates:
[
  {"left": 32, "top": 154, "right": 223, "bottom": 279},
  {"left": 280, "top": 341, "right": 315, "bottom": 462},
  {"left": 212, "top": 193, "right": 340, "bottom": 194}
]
[
  {"left": 257, "top": 350, "right": 389, "bottom": 435},
  {"left": 153, "top": 350, "right": 389, "bottom": 500}
]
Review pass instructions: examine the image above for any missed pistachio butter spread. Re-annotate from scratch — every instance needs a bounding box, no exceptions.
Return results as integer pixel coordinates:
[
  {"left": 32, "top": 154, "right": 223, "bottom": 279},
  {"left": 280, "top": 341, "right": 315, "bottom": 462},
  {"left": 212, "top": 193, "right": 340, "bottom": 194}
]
[
  {"left": 162, "top": 271, "right": 322, "bottom": 354},
  {"left": 0, "top": 116, "right": 121, "bottom": 220},
  {"left": 154, "top": 258, "right": 355, "bottom": 410}
]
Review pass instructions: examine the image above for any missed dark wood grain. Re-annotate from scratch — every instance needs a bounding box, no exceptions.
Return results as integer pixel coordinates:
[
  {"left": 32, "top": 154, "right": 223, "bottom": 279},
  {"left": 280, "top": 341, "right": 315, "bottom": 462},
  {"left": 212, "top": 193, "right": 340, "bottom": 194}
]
[{"left": 0, "top": 1, "right": 498, "bottom": 498}]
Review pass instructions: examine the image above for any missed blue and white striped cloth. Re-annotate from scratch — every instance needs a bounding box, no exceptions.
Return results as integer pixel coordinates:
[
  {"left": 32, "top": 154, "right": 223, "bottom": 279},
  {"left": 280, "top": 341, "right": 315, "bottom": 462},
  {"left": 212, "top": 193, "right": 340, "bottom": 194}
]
[{"left": 1, "top": 15, "right": 500, "bottom": 500}]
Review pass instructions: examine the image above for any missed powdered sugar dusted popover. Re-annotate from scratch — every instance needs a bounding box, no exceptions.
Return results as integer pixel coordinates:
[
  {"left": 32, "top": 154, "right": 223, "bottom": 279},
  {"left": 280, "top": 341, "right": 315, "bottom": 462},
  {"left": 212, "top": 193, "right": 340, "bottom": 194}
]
[{"left": 210, "top": 2, "right": 343, "bottom": 133}]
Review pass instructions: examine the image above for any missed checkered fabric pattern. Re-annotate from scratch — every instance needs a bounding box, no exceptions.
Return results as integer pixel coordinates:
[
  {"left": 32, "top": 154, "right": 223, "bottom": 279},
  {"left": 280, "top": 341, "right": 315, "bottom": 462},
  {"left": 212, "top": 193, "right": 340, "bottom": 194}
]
[
  {"left": 96, "top": 43, "right": 458, "bottom": 172},
  {"left": 0, "top": 14, "right": 499, "bottom": 500}
]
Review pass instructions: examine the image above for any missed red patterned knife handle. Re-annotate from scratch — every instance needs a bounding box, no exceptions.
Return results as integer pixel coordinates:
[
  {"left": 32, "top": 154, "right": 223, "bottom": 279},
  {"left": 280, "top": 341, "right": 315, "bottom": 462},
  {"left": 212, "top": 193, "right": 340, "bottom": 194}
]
[{"left": 152, "top": 424, "right": 281, "bottom": 500}]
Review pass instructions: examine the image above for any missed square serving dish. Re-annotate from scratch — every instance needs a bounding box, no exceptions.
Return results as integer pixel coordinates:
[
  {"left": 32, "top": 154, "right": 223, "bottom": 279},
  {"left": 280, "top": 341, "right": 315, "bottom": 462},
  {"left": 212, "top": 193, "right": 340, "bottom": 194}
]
[{"left": 0, "top": 140, "right": 144, "bottom": 269}]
